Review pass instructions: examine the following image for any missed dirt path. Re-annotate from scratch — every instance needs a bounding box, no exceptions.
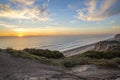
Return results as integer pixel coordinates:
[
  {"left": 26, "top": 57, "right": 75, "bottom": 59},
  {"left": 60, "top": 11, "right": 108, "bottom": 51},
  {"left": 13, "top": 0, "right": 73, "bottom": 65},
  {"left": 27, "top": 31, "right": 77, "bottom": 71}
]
[{"left": 72, "top": 65, "right": 120, "bottom": 80}]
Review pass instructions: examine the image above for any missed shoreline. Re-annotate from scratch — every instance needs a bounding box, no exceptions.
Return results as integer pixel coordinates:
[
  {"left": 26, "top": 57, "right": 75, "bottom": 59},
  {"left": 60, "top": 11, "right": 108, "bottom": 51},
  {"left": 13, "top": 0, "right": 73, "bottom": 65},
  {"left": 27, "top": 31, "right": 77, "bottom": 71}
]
[
  {"left": 62, "top": 38, "right": 114, "bottom": 57},
  {"left": 62, "top": 43, "right": 95, "bottom": 57}
]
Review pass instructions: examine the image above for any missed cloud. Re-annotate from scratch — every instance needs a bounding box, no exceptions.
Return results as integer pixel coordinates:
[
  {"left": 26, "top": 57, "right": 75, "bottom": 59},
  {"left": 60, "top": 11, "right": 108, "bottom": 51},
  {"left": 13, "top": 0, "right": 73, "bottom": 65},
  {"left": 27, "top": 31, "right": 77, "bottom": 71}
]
[
  {"left": 68, "top": 4, "right": 77, "bottom": 10},
  {"left": 112, "top": 26, "right": 120, "bottom": 29},
  {"left": 0, "top": 21, "right": 19, "bottom": 28},
  {"left": 12, "top": 28, "right": 34, "bottom": 32},
  {"left": 12, "top": 26, "right": 54, "bottom": 32},
  {"left": 76, "top": 0, "right": 120, "bottom": 21},
  {"left": 87, "top": 0, "right": 97, "bottom": 14},
  {"left": 111, "top": 20, "right": 116, "bottom": 24},
  {"left": 10, "top": 0, "right": 35, "bottom": 6},
  {"left": 68, "top": 1, "right": 82, "bottom": 10},
  {"left": 69, "top": 20, "right": 78, "bottom": 23},
  {"left": 0, "top": 21, "right": 76, "bottom": 33},
  {"left": 0, "top": 0, "right": 50, "bottom": 22}
]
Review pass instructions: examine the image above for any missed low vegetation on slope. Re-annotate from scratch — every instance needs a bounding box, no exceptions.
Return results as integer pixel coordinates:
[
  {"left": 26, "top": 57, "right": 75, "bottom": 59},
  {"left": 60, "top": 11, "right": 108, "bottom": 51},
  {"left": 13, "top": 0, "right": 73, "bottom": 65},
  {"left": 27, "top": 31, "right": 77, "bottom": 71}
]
[
  {"left": 2, "top": 48, "right": 120, "bottom": 68},
  {"left": 6, "top": 48, "right": 64, "bottom": 58},
  {"left": 5, "top": 48, "right": 64, "bottom": 64},
  {"left": 75, "top": 51, "right": 120, "bottom": 59},
  {"left": 23, "top": 48, "right": 64, "bottom": 59},
  {"left": 67, "top": 51, "right": 120, "bottom": 67}
]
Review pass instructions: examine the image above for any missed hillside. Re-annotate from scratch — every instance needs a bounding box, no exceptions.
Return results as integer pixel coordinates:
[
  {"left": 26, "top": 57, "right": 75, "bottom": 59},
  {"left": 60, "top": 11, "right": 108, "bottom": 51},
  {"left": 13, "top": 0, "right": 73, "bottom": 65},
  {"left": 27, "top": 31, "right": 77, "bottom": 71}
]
[{"left": 0, "top": 51, "right": 82, "bottom": 80}]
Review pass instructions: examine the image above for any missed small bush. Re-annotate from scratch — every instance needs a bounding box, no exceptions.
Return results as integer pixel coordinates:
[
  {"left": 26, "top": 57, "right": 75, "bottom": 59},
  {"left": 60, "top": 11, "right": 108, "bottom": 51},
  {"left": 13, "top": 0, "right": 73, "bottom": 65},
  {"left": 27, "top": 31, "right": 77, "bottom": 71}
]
[
  {"left": 5, "top": 48, "right": 15, "bottom": 53},
  {"left": 73, "top": 57, "right": 92, "bottom": 65},
  {"left": 60, "top": 57, "right": 92, "bottom": 68},
  {"left": 61, "top": 58, "right": 76, "bottom": 67}
]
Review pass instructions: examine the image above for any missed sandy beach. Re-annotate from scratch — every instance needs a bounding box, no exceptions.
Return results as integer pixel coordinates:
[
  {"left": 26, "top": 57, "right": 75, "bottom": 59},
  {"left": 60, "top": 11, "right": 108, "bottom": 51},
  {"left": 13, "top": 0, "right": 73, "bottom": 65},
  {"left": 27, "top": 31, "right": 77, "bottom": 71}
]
[{"left": 62, "top": 43, "right": 95, "bottom": 57}]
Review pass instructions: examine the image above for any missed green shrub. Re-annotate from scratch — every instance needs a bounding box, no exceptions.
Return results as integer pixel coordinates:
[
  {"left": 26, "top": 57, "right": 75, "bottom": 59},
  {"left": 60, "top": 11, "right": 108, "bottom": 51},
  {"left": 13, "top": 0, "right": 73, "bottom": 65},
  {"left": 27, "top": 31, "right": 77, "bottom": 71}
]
[
  {"left": 12, "top": 50, "right": 28, "bottom": 57},
  {"left": 59, "top": 57, "right": 92, "bottom": 68},
  {"left": 23, "top": 48, "right": 64, "bottom": 59},
  {"left": 73, "top": 57, "right": 92, "bottom": 65},
  {"left": 68, "top": 51, "right": 120, "bottom": 68},
  {"left": 80, "top": 51, "right": 120, "bottom": 59},
  {"left": 61, "top": 58, "right": 76, "bottom": 67},
  {"left": 5, "top": 49, "right": 51, "bottom": 64},
  {"left": 5, "top": 48, "right": 15, "bottom": 53}
]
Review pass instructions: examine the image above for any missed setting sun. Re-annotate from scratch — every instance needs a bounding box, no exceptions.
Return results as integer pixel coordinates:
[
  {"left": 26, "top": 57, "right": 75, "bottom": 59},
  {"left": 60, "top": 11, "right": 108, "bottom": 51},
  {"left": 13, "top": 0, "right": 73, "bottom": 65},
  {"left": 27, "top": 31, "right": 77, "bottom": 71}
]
[{"left": 18, "top": 34, "right": 23, "bottom": 37}]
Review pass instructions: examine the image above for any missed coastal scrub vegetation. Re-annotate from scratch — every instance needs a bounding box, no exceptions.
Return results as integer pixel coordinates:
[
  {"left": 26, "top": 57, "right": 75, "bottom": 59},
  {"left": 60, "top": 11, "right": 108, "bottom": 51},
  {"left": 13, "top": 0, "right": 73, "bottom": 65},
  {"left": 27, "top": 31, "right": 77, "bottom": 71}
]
[
  {"left": 5, "top": 48, "right": 64, "bottom": 59},
  {"left": 4, "top": 48, "right": 65, "bottom": 64},
  {"left": 2, "top": 48, "right": 120, "bottom": 68},
  {"left": 5, "top": 48, "right": 51, "bottom": 63},
  {"left": 68, "top": 51, "right": 120, "bottom": 67},
  {"left": 23, "top": 48, "right": 64, "bottom": 59},
  {"left": 74, "top": 51, "right": 120, "bottom": 59}
]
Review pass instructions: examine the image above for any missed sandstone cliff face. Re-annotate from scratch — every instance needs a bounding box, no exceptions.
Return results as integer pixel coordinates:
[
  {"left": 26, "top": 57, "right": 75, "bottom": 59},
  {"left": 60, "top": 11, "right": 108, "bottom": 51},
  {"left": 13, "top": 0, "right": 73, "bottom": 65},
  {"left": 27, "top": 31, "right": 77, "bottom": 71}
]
[
  {"left": 94, "top": 34, "right": 120, "bottom": 52},
  {"left": 115, "top": 34, "right": 120, "bottom": 39},
  {"left": 94, "top": 41, "right": 120, "bottom": 52}
]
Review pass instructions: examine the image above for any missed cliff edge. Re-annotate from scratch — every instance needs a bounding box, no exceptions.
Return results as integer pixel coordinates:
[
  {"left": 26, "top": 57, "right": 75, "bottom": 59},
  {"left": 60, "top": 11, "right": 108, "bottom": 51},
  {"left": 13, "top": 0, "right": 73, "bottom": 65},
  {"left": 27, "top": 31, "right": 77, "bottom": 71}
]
[
  {"left": 94, "top": 34, "right": 120, "bottom": 52},
  {"left": 115, "top": 34, "right": 120, "bottom": 39}
]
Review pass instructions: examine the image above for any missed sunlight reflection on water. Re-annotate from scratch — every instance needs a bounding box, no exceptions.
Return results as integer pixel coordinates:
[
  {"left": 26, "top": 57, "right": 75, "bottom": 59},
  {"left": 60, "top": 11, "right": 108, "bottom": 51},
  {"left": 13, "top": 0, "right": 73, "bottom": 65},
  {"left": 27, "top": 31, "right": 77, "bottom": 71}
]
[{"left": 0, "top": 35, "right": 113, "bottom": 51}]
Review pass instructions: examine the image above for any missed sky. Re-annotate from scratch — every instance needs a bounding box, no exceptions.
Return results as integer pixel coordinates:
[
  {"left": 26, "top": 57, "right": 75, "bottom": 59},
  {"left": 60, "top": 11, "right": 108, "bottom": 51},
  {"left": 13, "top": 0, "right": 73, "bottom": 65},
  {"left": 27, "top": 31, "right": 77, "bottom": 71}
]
[{"left": 0, "top": 0, "right": 120, "bottom": 36}]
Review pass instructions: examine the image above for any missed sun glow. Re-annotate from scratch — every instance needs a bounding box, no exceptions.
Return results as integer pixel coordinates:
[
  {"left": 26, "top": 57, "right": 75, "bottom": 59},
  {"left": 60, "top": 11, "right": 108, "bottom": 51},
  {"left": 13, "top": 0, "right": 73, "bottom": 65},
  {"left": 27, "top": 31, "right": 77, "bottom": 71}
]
[{"left": 18, "top": 34, "right": 23, "bottom": 37}]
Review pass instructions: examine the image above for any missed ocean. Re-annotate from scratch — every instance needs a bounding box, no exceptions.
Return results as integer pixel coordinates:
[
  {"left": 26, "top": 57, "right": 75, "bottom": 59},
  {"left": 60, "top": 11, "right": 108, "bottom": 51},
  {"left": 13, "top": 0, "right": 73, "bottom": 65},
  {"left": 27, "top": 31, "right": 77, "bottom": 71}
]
[{"left": 0, "top": 34, "right": 114, "bottom": 51}]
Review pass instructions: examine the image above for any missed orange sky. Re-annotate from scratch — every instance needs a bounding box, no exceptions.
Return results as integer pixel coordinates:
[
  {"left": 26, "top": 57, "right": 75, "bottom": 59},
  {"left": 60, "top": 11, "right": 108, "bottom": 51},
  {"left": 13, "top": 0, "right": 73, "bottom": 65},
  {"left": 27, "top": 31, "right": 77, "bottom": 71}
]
[{"left": 0, "top": 26, "right": 119, "bottom": 37}]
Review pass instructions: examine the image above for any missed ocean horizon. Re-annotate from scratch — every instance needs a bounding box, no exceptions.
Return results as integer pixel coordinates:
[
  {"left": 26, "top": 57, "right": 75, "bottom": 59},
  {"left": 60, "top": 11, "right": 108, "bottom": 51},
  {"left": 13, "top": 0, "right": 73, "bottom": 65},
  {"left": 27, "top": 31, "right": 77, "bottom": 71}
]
[{"left": 0, "top": 34, "right": 114, "bottom": 51}]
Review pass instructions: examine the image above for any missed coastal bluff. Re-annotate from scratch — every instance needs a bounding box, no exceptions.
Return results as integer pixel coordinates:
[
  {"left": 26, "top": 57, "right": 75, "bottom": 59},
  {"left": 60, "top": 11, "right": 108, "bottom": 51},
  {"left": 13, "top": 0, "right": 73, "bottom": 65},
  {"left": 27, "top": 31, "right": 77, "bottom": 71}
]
[
  {"left": 94, "top": 34, "right": 120, "bottom": 52},
  {"left": 115, "top": 34, "right": 120, "bottom": 39}
]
